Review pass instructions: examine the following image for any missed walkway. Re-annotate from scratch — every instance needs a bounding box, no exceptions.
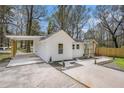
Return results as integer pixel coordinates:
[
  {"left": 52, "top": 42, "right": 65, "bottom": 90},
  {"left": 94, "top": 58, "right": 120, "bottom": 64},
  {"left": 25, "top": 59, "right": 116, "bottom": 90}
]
[
  {"left": 7, "top": 53, "right": 44, "bottom": 67},
  {"left": 63, "top": 56, "right": 124, "bottom": 88}
]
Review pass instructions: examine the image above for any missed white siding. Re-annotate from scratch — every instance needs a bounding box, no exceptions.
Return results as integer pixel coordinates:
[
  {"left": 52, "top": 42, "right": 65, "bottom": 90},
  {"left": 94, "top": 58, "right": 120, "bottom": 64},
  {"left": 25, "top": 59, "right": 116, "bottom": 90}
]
[
  {"left": 46, "top": 31, "right": 73, "bottom": 62},
  {"left": 33, "top": 30, "right": 85, "bottom": 62},
  {"left": 34, "top": 40, "right": 49, "bottom": 62},
  {"left": 72, "top": 42, "right": 84, "bottom": 58}
]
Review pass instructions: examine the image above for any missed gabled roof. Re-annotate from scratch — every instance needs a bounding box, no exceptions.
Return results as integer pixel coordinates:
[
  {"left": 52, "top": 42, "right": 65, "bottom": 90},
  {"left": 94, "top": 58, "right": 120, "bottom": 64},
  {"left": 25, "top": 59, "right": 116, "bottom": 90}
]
[
  {"left": 6, "top": 30, "right": 75, "bottom": 42},
  {"left": 40, "top": 31, "right": 60, "bottom": 40},
  {"left": 40, "top": 30, "right": 75, "bottom": 42},
  {"left": 40, "top": 30, "right": 85, "bottom": 43},
  {"left": 6, "top": 30, "right": 96, "bottom": 44}
]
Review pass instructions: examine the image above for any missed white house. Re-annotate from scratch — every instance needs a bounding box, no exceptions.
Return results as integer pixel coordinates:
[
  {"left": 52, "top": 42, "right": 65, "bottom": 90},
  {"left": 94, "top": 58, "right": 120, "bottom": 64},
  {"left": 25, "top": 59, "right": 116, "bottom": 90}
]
[
  {"left": 34, "top": 30, "right": 84, "bottom": 62},
  {"left": 6, "top": 30, "right": 97, "bottom": 63}
]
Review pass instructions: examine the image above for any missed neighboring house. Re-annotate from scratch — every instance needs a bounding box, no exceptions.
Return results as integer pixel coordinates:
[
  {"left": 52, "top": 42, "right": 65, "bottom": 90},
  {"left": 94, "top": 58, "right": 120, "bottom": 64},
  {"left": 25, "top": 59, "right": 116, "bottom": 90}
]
[{"left": 6, "top": 30, "right": 97, "bottom": 62}]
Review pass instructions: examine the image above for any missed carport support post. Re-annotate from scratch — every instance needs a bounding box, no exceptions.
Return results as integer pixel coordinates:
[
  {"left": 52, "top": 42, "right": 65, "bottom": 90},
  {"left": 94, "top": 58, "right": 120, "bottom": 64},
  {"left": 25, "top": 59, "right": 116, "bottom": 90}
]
[{"left": 11, "top": 40, "right": 17, "bottom": 58}]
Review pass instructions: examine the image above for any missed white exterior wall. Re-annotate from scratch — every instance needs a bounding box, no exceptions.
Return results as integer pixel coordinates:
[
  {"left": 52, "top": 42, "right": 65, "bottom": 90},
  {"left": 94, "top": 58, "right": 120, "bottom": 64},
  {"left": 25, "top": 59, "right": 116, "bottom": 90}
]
[
  {"left": 33, "top": 30, "right": 85, "bottom": 62},
  {"left": 34, "top": 40, "right": 49, "bottom": 62},
  {"left": 45, "top": 31, "right": 73, "bottom": 62},
  {"left": 72, "top": 42, "right": 84, "bottom": 58}
]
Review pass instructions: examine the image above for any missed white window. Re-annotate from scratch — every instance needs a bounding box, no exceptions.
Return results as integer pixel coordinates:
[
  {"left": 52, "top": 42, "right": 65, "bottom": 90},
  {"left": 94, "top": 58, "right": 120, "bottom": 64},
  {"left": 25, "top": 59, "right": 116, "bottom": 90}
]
[
  {"left": 72, "top": 44, "right": 75, "bottom": 49},
  {"left": 58, "top": 44, "right": 63, "bottom": 54},
  {"left": 76, "top": 44, "right": 80, "bottom": 49}
]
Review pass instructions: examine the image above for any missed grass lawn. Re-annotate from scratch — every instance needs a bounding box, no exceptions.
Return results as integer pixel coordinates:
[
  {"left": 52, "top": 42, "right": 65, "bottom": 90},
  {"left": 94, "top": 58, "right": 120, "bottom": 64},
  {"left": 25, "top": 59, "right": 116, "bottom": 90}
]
[
  {"left": 0, "top": 53, "right": 11, "bottom": 62},
  {"left": 114, "top": 58, "right": 124, "bottom": 69}
]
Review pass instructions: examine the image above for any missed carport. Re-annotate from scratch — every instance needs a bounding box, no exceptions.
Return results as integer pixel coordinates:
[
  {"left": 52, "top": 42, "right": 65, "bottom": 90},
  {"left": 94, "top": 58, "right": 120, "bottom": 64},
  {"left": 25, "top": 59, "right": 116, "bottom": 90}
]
[
  {"left": 6, "top": 35, "right": 44, "bottom": 67},
  {"left": 6, "top": 35, "right": 43, "bottom": 57}
]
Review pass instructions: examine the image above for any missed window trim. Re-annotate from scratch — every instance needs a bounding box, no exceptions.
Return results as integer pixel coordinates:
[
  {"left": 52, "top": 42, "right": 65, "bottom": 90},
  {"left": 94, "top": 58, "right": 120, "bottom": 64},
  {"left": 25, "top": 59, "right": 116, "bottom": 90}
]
[
  {"left": 76, "top": 44, "right": 80, "bottom": 49},
  {"left": 58, "top": 43, "right": 63, "bottom": 54},
  {"left": 72, "top": 44, "right": 75, "bottom": 49}
]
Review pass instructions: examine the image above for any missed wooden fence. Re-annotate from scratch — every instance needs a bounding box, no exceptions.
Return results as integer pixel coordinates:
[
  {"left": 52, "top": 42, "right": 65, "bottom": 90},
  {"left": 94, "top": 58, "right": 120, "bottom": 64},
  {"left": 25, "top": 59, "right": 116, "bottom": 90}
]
[{"left": 95, "top": 47, "right": 124, "bottom": 57}]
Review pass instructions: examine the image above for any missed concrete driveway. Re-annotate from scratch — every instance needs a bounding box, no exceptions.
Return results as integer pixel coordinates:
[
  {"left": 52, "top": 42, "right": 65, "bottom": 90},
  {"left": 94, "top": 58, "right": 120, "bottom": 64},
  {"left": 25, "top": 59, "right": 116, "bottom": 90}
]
[
  {"left": 63, "top": 57, "right": 124, "bottom": 88},
  {"left": 7, "top": 53, "right": 44, "bottom": 67},
  {"left": 0, "top": 63, "right": 86, "bottom": 88}
]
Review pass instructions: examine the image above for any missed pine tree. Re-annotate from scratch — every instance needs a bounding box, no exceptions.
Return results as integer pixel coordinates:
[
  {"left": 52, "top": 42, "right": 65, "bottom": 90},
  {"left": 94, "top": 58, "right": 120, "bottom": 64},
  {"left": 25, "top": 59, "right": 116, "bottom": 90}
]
[{"left": 47, "top": 21, "right": 53, "bottom": 34}]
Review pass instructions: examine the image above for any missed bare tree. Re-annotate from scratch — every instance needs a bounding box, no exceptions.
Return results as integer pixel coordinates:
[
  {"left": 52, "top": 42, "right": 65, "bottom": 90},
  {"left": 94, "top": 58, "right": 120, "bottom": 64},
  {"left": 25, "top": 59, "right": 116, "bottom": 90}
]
[
  {"left": 0, "top": 5, "right": 14, "bottom": 47},
  {"left": 51, "top": 5, "right": 90, "bottom": 39},
  {"left": 95, "top": 5, "right": 123, "bottom": 48},
  {"left": 24, "top": 5, "right": 46, "bottom": 52}
]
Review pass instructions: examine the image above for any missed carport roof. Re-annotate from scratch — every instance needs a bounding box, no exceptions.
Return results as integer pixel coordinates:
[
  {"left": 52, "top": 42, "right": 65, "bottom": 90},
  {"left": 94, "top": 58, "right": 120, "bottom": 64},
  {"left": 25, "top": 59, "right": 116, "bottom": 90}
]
[{"left": 6, "top": 35, "right": 44, "bottom": 40}]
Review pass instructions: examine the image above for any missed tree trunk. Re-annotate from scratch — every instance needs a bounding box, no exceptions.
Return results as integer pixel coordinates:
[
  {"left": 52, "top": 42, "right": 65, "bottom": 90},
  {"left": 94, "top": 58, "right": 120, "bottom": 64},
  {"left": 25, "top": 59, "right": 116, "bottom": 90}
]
[
  {"left": 26, "top": 5, "right": 33, "bottom": 52},
  {"left": 20, "top": 22, "right": 23, "bottom": 48},
  {"left": 7, "top": 39, "right": 10, "bottom": 48},
  {"left": 20, "top": 41, "right": 23, "bottom": 48},
  {"left": 26, "top": 40, "right": 30, "bottom": 52},
  {"left": 0, "top": 24, "right": 4, "bottom": 47},
  {"left": 60, "top": 5, "right": 64, "bottom": 30},
  {"left": 112, "top": 36, "right": 118, "bottom": 48},
  {"left": 76, "top": 25, "right": 79, "bottom": 39}
]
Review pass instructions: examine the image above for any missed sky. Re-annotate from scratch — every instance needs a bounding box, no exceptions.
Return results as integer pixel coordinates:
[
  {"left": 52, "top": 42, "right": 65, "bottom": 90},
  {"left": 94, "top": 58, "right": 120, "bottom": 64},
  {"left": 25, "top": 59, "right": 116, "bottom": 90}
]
[
  {"left": 82, "top": 5, "right": 97, "bottom": 32},
  {"left": 40, "top": 5, "right": 57, "bottom": 32},
  {"left": 40, "top": 5, "right": 97, "bottom": 33}
]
